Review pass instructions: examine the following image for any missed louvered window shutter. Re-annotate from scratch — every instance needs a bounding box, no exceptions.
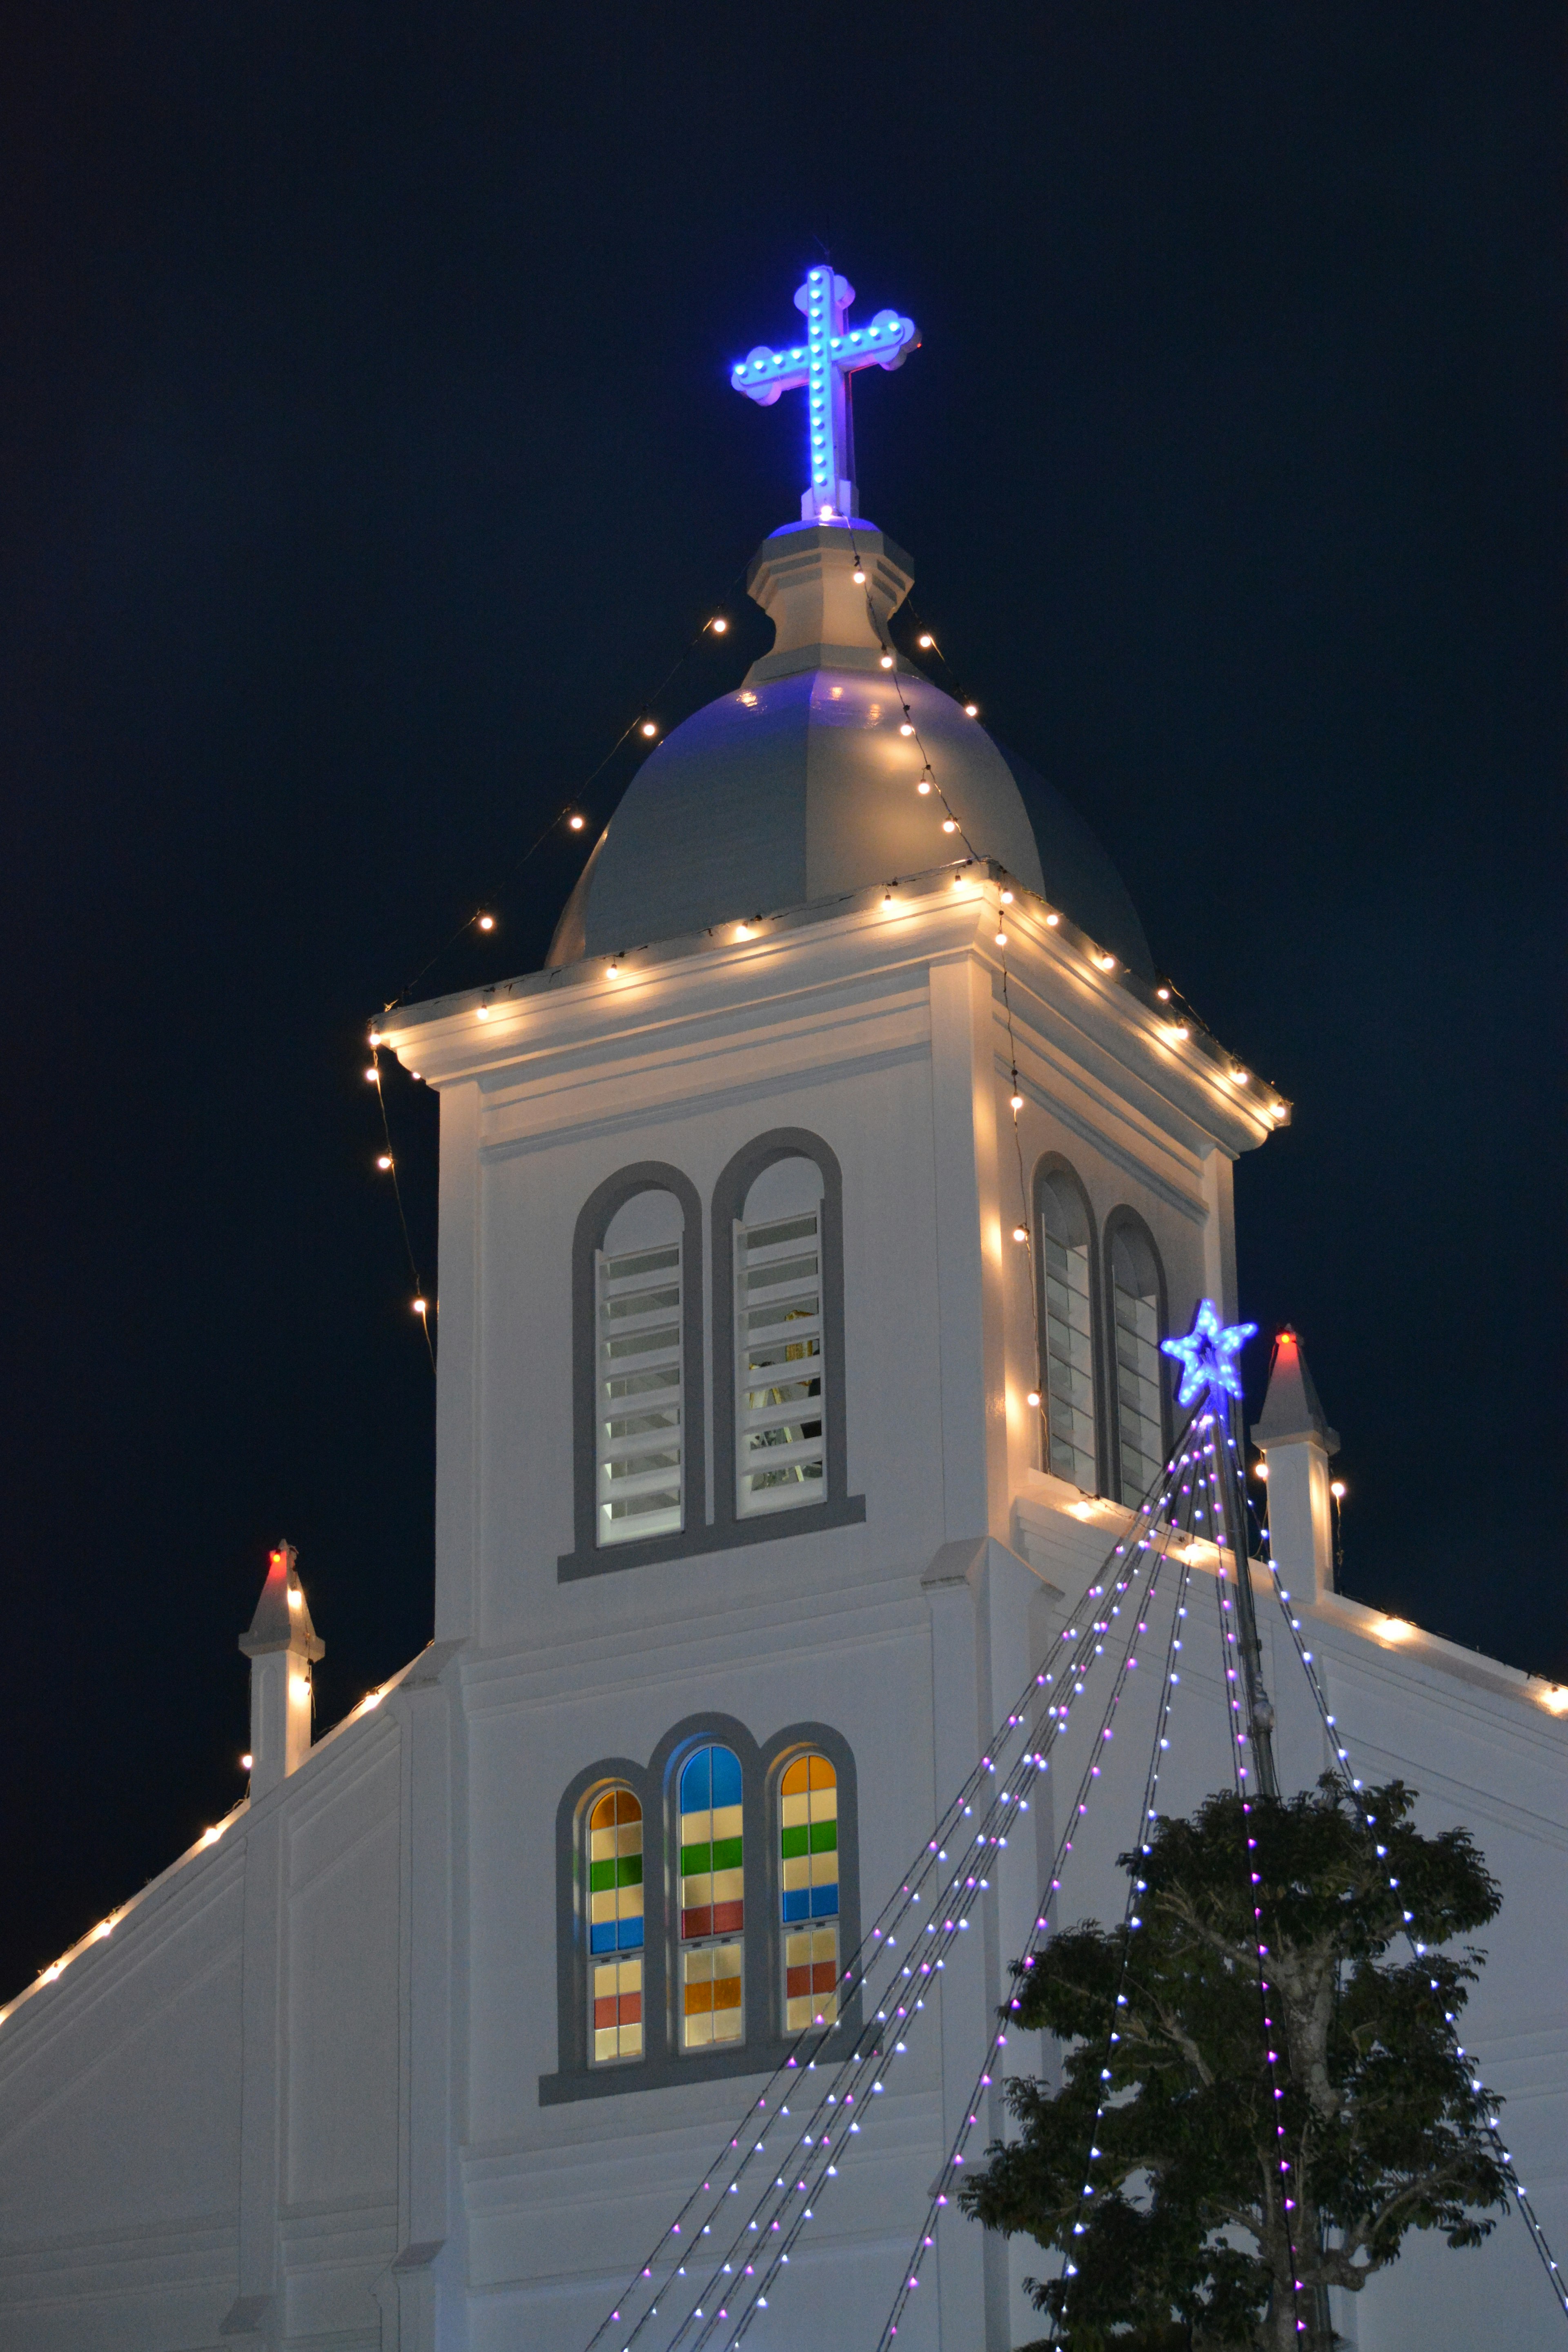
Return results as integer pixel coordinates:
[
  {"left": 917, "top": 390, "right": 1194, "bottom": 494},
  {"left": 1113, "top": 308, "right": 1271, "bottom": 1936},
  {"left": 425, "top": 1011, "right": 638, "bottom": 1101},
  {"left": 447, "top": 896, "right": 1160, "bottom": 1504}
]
[
  {"left": 1113, "top": 1270, "right": 1163, "bottom": 1504},
  {"left": 595, "top": 1239, "right": 684, "bottom": 1545},
  {"left": 734, "top": 1206, "right": 826, "bottom": 1517},
  {"left": 1042, "top": 1228, "right": 1098, "bottom": 1492}
]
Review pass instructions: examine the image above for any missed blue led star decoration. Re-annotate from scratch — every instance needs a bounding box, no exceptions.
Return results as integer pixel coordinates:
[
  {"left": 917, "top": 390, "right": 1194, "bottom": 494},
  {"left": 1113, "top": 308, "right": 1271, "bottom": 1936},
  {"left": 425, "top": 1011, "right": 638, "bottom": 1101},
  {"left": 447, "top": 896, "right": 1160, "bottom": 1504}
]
[{"left": 1162, "top": 1300, "right": 1258, "bottom": 1409}]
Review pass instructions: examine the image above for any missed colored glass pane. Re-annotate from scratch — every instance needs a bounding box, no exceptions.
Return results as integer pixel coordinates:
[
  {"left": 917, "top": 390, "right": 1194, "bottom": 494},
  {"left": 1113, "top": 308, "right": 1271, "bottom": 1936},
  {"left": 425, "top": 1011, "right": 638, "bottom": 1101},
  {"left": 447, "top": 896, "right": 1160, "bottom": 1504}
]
[
  {"left": 678, "top": 1744, "right": 745, "bottom": 2050},
  {"left": 586, "top": 1789, "right": 645, "bottom": 2029},
  {"left": 784, "top": 1926, "right": 839, "bottom": 2032},
  {"left": 682, "top": 1942, "right": 744, "bottom": 2047},
  {"left": 592, "top": 1955, "right": 643, "bottom": 2063},
  {"left": 779, "top": 1755, "right": 840, "bottom": 2016}
]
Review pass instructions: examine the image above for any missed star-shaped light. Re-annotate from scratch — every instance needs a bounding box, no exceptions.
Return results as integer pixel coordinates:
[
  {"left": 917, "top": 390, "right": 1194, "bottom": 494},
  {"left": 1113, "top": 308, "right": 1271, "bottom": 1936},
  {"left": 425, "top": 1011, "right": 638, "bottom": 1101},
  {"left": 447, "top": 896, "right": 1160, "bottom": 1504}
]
[{"left": 1161, "top": 1299, "right": 1257, "bottom": 1408}]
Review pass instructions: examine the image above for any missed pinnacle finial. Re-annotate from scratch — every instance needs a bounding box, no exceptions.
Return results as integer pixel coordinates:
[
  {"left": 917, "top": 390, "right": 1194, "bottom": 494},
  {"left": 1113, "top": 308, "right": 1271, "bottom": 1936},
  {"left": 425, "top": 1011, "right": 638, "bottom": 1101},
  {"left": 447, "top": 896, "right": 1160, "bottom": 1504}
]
[
  {"left": 239, "top": 1539, "right": 325, "bottom": 1661},
  {"left": 1252, "top": 1327, "right": 1340, "bottom": 1455}
]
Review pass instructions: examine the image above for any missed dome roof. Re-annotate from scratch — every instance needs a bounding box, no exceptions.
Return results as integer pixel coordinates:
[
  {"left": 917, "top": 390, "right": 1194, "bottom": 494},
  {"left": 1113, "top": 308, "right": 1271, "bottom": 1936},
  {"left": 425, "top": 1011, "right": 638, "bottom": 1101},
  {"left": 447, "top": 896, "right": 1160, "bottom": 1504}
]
[{"left": 546, "top": 523, "right": 1153, "bottom": 980}]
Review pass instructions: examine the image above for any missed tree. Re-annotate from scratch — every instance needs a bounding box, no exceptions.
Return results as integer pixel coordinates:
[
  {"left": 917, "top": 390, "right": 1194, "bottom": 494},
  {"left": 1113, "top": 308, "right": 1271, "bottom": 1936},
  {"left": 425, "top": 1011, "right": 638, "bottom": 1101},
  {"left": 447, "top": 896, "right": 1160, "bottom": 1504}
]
[{"left": 961, "top": 1777, "right": 1508, "bottom": 2351}]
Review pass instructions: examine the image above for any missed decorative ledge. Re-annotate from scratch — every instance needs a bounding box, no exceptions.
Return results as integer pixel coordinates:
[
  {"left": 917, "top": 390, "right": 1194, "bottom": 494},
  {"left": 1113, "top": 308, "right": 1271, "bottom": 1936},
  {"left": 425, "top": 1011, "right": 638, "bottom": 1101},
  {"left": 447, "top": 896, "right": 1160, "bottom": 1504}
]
[{"left": 557, "top": 1494, "right": 866, "bottom": 1582}]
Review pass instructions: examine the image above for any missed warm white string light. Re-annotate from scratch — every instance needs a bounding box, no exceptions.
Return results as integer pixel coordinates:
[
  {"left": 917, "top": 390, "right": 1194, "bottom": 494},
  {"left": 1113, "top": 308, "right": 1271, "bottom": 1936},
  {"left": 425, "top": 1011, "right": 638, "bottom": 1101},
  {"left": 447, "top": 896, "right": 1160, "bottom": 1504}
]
[
  {"left": 1242, "top": 1442, "right": 1568, "bottom": 2321},
  {"left": 873, "top": 1472, "right": 1197, "bottom": 2348},
  {"left": 656, "top": 1425, "right": 1203, "bottom": 2352},
  {"left": 1042, "top": 1536, "right": 1200, "bottom": 2331},
  {"left": 714, "top": 1538, "right": 1183, "bottom": 2352},
  {"left": 581, "top": 1457, "right": 1197, "bottom": 2352}
]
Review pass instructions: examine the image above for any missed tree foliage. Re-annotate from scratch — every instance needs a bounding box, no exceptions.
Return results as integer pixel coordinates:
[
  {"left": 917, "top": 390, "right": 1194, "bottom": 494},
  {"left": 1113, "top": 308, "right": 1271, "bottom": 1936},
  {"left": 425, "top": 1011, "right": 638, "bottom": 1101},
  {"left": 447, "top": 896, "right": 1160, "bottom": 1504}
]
[{"left": 961, "top": 1778, "right": 1507, "bottom": 2351}]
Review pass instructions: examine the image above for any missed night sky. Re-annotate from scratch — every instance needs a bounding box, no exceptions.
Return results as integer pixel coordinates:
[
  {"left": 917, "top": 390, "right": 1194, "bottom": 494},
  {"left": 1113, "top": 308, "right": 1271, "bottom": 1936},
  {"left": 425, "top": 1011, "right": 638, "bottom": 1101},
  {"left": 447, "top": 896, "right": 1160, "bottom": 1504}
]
[{"left": 2, "top": 6, "right": 1561, "bottom": 1999}]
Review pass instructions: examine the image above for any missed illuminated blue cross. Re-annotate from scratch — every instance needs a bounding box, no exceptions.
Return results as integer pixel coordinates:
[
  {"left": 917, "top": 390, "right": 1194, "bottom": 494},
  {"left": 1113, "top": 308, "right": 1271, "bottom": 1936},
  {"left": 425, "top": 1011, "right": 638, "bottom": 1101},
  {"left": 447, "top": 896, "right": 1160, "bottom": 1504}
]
[
  {"left": 731, "top": 266, "right": 920, "bottom": 523},
  {"left": 1162, "top": 1299, "right": 1258, "bottom": 1410}
]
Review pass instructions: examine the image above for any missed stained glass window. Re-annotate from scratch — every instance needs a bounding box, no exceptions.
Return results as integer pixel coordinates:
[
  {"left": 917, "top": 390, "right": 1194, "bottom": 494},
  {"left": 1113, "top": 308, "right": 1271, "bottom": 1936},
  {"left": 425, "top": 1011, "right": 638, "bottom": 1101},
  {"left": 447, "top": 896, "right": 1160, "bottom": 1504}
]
[
  {"left": 587, "top": 1787, "right": 644, "bottom": 2064},
  {"left": 679, "top": 1744, "right": 744, "bottom": 2049},
  {"left": 780, "top": 1753, "right": 839, "bottom": 2031}
]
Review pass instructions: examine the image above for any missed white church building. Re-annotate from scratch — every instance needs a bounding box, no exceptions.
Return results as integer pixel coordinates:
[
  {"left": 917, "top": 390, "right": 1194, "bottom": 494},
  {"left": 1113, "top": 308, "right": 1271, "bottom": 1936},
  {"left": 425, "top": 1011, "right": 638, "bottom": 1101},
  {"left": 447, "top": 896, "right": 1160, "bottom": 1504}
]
[{"left": 1, "top": 269, "right": 1564, "bottom": 2352}]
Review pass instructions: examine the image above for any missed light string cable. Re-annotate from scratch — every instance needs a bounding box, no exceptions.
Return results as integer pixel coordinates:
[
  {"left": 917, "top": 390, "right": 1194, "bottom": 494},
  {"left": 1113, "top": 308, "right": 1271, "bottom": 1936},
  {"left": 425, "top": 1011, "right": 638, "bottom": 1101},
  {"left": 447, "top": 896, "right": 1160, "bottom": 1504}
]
[
  {"left": 727, "top": 1486, "right": 1192, "bottom": 2352},
  {"left": 665, "top": 924, "right": 1104, "bottom": 2352},
  {"left": 592, "top": 1508, "right": 1176, "bottom": 2352},
  {"left": 1210, "top": 1411, "right": 1308, "bottom": 2342},
  {"left": 896, "top": 594, "right": 1224, "bottom": 1065},
  {"left": 895, "top": 599, "right": 984, "bottom": 730},
  {"left": 998, "top": 954, "right": 1048, "bottom": 1462},
  {"left": 881, "top": 1454, "right": 1201, "bottom": 2348},
  {"left": 892, "top": 598, "right": 1296, "bottom": 1111},
  {"left": 1043, "top": 1526, "right": 1200, "bottom": 2340},
  {"left": 1241, "top": 1440, "right": 1568, "bottom": 2323},
  {"left": 845, "top": 523, "right": 980, "bottom": 860},
  {"left": 715, "top": 1433, "right": 1200, "bottom": 2352},
  {"left": 376, "top": 571, "right": 752, "bottom": 1022},
  {"left": 363, "top": 1046, "right": 436, "bottom": 1371},
  {"left": 581, "top": 1523, "right": 1155, "bottom": 2352},
  {"left": 363, "top": 567, "right": 751, "bottom": 1350},
  {"left": 586, "top": 1425, "right": 1201, "bottom": 2352}
]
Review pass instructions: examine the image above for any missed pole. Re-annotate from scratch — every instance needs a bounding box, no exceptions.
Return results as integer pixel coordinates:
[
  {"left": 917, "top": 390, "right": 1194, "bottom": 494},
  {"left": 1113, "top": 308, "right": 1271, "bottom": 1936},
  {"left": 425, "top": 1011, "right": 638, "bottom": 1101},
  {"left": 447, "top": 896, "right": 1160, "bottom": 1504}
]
[{"left": 1213, "top": 1398, "right": 1279, "bottom": 1799}]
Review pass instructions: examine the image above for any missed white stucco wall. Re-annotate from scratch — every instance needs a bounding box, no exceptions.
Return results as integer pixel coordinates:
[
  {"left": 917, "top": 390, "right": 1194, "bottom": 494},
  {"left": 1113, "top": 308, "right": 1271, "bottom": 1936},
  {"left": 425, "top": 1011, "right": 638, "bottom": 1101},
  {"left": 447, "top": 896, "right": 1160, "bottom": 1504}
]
[{"left": 3, "top": 872, "right": 1562, "bottom": 2352}]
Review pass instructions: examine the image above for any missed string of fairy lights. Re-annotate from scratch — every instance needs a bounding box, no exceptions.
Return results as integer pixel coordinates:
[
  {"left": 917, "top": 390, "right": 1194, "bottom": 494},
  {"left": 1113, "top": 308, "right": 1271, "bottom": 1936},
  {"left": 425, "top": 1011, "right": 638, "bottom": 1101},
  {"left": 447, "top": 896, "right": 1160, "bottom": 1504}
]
[
  {"left": 357, "top": 529, "right": 1290, "bottom": 1370},
  {"left": 1209, "top": 1419, "right": 1310, "bottom": 2345},
  {"left": 874, "top": 1447, "right": 1204, "bottom": 2350},
  {"left": 578, "top": 1419, "right": 1217, "bottom": 2352},
  {"left": 359, "top": 564, "right": 754, "bottom": 1356},
  {"left": 568, "top": 1373, "right": 1567, "bottom": 2352},
  {"left": 1049, "top": 1538, "right": 1198, "bottom": 2310},
  {"left": 1240, "top": 1459, "right": 1568, "bottom": 2324},
  {"left": 346, "top": 537, "right": 1568, "bottom": 2337}
]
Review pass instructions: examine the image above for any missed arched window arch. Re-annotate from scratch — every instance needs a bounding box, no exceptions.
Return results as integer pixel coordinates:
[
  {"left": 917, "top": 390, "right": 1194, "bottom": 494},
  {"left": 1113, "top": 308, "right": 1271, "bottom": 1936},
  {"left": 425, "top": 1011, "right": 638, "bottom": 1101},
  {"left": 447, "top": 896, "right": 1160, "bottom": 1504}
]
[
  {"left": 710, "top": 1129, "right": 863, "bottom": 1547},
  {"left": 1033, "top": 1156, "right": 1100, "bottom": 1494},
  {"left": 677, "top": 1742, "right": 745, "bottom": 2051},
  {"left": 543, "top": 1717, "right": 862, "bottom": 2104},
  {"left": 559, "top": 1161, "right": 706, "bottom": 1579},
  {"left": 1104, "top": 1210, "right": 1169, "bottom": 1505},
  {"left": 586, "top": 1786, "right": 644, "bottom": 2065},
  {"left": 778, "top": 1752, "right": 840, "bottom": 2033}
]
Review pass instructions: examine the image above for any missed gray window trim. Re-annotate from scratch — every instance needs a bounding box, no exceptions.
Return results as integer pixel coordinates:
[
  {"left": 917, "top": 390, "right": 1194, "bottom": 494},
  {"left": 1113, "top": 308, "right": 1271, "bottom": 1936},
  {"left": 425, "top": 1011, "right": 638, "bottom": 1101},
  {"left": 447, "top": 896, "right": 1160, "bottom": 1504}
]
[
  {"left": 1032, "top": 1153, "right": 1106, "bottom": 1494},
  {"left": 540, "top": 1712, "right": 863, "bottom": 2106},
  {"left": 557, "top": 1161, "right": 707, "bottom": 1581},
  {"left": 1102, "top": 1203, "right": 1172, "bottom": 1501},
  {"left": 710, "top": 1128, "right": 864, "bottom": 1548}
]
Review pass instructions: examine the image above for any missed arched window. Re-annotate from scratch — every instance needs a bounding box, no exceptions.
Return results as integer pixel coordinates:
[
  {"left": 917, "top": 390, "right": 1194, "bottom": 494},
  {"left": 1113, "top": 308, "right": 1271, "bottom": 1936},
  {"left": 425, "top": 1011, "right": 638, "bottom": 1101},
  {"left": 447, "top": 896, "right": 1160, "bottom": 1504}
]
[
  {"left": 1107, "top": 1215, "right": 1167, "bottom": 1505},
  {"left": 596, "top": 1189, "right": 686, "bottom": 1546},
  {"left": 1036, "top": 1161, "right": 1099, "bottom": 1492},
  {"left": 543, "top": 1718, "right": 861, "bottom": 2103},
  {"left": 560, "top": 1161, "right": 706, "bottom": 1581},
  {"left": 780, "top": 1754, "right": 839, "bottom": 2032},
  {"left": 709, "top": 1129, "right": 864, "bottom": 1550},
  {"left": 678, "top": 1744, "right": 744, "bottom": 2051},
  {"left": 733, "top": 1156, "right": 826, "bottom": 1519},
  {"left": 587, "top": 1786, "right": 644, "bottom": 2065}
]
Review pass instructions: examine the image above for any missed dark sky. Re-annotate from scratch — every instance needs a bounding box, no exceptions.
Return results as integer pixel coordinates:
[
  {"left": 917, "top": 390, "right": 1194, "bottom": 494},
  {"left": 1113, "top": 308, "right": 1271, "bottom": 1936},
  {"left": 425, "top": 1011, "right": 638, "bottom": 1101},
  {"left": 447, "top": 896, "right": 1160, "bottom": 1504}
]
[{"left": 2, "top": 5, "right": 1561, "bottom": 1998}]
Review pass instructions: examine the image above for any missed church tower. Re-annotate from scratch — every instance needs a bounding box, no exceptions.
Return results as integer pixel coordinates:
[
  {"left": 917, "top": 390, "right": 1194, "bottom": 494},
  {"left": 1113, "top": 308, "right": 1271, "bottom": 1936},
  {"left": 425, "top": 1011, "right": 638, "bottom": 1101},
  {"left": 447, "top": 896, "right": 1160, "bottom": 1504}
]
[
  {"left": 372, "top": 266, "right": 1281, "bottom": 2349},
  {"left": 4, "top": 260, "right": 1563, "bottom": 2352}
]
